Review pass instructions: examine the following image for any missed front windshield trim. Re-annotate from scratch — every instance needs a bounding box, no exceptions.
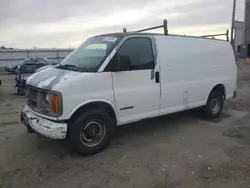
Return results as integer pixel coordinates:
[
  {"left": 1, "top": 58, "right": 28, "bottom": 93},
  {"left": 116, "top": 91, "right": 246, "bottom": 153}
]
[{"left": 57, "top": 36, "right": 121, "bottom": 73}]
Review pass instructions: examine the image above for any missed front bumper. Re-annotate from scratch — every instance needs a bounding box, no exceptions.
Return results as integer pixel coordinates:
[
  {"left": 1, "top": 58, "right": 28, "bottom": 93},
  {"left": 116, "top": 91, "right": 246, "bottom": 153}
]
[{"left": 21, "top": 105, "right": 67, "bottom": 139}]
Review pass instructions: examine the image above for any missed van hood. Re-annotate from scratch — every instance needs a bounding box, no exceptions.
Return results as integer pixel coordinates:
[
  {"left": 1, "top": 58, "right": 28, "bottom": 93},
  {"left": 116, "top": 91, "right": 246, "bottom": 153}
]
[
  {"left": 35, "top": 65, "right": 53, "bottom": 73},
  {"left": 27, "top": 67, "right": 81, "bottom": 90}
]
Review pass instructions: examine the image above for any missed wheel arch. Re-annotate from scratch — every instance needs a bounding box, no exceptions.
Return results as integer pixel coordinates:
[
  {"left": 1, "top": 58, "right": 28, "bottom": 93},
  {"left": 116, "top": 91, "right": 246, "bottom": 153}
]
[
  {"left": 207, "top": 83, "right": 226, "bottom": 102},
  {"left": 68, "top": 100, "right": 119, "bottom": 126}
]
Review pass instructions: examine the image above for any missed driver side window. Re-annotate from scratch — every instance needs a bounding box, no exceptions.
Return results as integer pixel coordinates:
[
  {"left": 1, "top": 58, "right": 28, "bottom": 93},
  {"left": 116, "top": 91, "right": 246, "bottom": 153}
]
[{"left": 106, "top": 37, "right": 155, "bottom": 71}]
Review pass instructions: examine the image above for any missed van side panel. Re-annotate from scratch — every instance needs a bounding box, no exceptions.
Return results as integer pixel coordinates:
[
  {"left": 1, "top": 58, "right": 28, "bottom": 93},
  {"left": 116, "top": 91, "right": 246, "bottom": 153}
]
[{"left": 155, "top": 35, "right": 237, "bottom": 115}]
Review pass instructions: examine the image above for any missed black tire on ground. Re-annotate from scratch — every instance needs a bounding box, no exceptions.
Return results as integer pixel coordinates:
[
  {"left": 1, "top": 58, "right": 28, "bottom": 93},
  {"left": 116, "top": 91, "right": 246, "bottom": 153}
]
[
  {"left": 17, "top": 87, "right": 25, "bottom": 96},
  {"left": 69, "top": 109, "right": 115, "bottom": 155},
  {"left": 203, "top": 90, "right": 224, "bottom": 119},
  {"left": 17, "top": 88, "right": 21, "bottom": 95}
]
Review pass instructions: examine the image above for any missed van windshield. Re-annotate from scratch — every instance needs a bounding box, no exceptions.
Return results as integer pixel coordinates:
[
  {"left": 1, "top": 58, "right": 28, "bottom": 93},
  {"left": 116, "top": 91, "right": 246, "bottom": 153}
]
[{"left": 57, "top": 36, "right": 120, "bottom": 72}]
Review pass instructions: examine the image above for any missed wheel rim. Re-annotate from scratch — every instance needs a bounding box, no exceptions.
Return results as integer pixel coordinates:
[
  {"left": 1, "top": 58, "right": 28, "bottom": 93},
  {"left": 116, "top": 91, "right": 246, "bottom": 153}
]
[
  {"left": 80, "top": 120, "right": 106, "bottom": 147},
  {"left": 211, "top": 98, "right": 220, "bottom": 114}
]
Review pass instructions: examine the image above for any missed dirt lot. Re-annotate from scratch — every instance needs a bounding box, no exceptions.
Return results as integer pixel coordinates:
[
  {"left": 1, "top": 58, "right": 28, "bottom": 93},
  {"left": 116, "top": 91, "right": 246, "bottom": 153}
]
[{"left": 1, "top": 60, "right": 250, "bottom": 188}]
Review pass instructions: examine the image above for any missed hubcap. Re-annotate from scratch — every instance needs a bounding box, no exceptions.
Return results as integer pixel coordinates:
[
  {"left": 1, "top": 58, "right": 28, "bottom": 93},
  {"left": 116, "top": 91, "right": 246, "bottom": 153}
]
[
  {"left": 211, "top": 98, "right": 220, "bottom": 114},
  {"left": 80, "top": 120, "right": 106, "bottom": 147}
]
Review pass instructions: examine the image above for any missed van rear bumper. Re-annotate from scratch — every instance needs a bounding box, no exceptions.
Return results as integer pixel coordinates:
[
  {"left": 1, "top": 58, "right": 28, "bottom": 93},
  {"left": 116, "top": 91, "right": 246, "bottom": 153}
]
[{"left": 21, "top": 105, "right": 67, "bottom": 139}]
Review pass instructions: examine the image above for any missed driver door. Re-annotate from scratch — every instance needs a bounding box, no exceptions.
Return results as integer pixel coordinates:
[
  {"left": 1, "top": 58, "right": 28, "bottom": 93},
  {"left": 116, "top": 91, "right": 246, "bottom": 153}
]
[{"left": 110, "top": 37, "right": 160, "bottom": 124}]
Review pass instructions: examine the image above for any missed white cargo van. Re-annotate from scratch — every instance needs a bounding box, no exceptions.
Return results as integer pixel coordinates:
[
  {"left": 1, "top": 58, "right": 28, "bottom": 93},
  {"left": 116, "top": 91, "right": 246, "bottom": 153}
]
[{"left": 21, "top": 32, "right": 237, "bottom": 155}]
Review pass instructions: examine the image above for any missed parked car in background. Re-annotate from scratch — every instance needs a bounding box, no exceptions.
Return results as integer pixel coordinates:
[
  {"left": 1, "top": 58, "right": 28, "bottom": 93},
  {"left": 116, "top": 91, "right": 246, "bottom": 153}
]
[{"left": 5, "top": 58, "right": 50, "bottom": 73}]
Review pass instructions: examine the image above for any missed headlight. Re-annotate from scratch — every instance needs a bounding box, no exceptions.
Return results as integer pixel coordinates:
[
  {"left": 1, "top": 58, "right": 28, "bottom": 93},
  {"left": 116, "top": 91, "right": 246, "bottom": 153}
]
[
  {"left": 40, "top": 91, "right": 62, "bottom": 117},
  {"left": 26, "top": 86, "right": 63, "bottom": 117}
]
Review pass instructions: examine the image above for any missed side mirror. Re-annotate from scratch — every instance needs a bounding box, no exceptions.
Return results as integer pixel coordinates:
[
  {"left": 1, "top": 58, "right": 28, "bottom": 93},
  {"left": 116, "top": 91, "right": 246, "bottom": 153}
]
[{"left": 113, "top": 55, "right": 131, "bottom": 72}]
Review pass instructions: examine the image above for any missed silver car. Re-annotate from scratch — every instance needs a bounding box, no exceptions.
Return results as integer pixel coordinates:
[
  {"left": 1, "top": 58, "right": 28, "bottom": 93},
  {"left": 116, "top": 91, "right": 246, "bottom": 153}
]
[{"left": 5, "top": 58, "right": 50, "bottom": 73}]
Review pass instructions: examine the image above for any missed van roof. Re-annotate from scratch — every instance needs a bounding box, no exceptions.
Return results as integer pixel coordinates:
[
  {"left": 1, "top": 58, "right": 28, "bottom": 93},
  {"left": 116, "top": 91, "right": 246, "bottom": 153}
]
[{"left": 94, "top": 32, "right": 229, "bottom": 43}]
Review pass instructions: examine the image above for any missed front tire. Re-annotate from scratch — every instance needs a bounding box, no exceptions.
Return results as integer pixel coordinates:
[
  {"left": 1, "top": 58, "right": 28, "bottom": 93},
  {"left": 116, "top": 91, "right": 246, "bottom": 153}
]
[
  {"left": 69, "top": 109, "right": 115, "bottom": 155},
  {"left": 203, "top": 91, "right": 224, "bottom": 119}
]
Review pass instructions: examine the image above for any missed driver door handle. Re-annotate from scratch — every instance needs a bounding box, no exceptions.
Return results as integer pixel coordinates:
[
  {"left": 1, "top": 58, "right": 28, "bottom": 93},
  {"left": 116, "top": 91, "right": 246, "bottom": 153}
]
[{"left": 155, "top": 71, "right": 160, "bottom": 83}]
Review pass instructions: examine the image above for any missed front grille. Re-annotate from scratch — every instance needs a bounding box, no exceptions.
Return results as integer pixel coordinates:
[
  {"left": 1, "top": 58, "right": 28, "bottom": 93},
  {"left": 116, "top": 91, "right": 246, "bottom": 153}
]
[
  {"left": 26, "top": 85, "right": 61, "bottom": 117},
  {"left": 26, "top": 85, "right": 38, "bottom": 110},
  {"left": 26, "top": 85, "right": 49, "bottom": 115}
]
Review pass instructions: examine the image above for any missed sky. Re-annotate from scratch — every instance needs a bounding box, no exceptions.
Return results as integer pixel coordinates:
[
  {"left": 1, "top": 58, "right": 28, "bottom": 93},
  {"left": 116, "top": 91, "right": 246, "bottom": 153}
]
[{"left": 0, "top": 0, "right": 246, "bottom": 48}]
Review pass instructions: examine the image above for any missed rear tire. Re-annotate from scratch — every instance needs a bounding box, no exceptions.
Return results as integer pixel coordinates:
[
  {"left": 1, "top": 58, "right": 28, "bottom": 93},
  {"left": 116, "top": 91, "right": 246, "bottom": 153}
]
[
  {"left": 203, "top": 91, "right": 224, "bottom": 119},
  {"left": 69, "top": 109, "right": 115, "bottom": 155}
]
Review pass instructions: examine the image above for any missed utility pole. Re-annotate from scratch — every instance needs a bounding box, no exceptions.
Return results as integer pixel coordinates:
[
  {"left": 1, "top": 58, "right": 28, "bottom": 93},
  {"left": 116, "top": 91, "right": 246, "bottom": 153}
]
[
  {"left": 243, "top": 0, "right": 247, "bottom": 44},
  {"left": 230, "top": 0, "right": 236, "bottom": 49}
]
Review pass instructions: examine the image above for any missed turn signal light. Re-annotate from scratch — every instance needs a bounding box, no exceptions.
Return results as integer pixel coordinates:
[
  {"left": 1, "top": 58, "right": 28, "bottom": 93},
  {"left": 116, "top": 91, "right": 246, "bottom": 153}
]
[{"left": 52, "top": 94, "right": 59, "bottom": 113}]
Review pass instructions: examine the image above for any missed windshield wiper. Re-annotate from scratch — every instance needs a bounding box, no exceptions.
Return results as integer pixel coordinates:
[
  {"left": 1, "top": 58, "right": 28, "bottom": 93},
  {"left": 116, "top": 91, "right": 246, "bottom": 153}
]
[
  {"left": 57, "top": 64, "right": 77, "bottom": 71},
  {"left": 56, "top": 63, "right": 92, "bottom": 72}
]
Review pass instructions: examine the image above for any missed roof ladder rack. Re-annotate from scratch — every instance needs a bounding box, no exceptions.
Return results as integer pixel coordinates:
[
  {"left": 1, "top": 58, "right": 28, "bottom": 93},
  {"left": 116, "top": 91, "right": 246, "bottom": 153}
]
[
  {"left": 200, "top": 30, "right": 229, "bottom": 41},
  {"left": 123, "top": 19, "right": 168, "bottom": 35},
  {"left": 122, "top": 19, "right": 229, "bottom": 41}
]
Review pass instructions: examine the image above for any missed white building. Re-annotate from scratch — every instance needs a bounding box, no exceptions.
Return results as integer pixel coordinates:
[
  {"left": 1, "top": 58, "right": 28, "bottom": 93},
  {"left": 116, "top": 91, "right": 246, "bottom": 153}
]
[
  {"left": 234, "top": 0, "right": 250, "bottom": 57},
  {"left": 234, "top": 21, "right": 244, "bottom": 52}
]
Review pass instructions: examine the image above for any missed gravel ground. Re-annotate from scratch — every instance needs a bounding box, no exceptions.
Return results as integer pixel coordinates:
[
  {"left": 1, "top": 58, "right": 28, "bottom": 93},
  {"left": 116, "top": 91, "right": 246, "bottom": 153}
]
[{"left": 1, "top": 59, "right": 250, "bottom": 188}]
